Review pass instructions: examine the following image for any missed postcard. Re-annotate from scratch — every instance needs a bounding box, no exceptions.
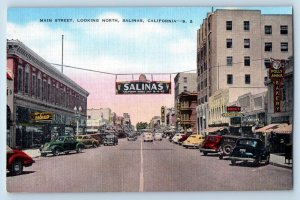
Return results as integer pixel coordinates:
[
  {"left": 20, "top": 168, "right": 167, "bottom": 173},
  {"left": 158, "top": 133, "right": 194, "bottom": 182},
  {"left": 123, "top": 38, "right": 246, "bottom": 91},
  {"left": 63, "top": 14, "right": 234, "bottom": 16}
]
[{"left": 6, "top": 7, "right": 293, "bottom": 192}]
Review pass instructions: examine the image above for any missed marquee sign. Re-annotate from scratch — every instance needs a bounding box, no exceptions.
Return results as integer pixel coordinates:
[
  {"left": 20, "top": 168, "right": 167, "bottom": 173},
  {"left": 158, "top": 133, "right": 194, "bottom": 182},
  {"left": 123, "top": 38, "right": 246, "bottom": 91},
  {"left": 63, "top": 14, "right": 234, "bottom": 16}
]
[
  {"left": 116, "top": 74, "right": 171, "bottom": 95},
  {"left": 227, "top": 106, "right": 241, "bottom": 112},
  {"left": 161, "top": 106, "right": 165, "bottom": 123},
  {"left": 269, "top": 58, "right": 288, "bottom": 113},
  {"left": 31, "top": 112, "right": 53, "bottom": 121}
]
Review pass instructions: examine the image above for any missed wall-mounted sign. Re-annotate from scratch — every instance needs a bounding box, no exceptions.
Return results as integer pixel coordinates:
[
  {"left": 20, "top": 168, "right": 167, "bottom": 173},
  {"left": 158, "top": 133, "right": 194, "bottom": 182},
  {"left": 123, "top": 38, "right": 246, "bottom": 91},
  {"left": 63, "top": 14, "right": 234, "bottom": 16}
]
[
  {"left": 31, "top": 112, "right": 53, "bottom": 121},
  {"left": 222, "top": 112, "right": 244, "bottom": 118},
  {"left": 226, "top": 106, "right": 241, "bottom": 112},
  {"left": 116, "top": 74, "right": 171, "bottom": 95},
  {"left": 269, "top": 58, "right": 288, "bottom": 113},
  {"left": 161, "top": 106, "right": 165, "bottom": 123}
]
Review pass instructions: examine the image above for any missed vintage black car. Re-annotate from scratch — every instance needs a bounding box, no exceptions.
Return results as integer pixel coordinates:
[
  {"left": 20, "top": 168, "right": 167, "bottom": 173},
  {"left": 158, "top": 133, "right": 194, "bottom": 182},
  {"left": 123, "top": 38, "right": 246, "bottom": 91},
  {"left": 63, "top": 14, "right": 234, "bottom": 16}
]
[
  {"left": 40, "top": 136, "right": 85, "bottom": 156},
  {"left": 218, "top": 135, "right": 241, "bottom": 159},
  {"left": 229, "top": 138, "right": 270, "bottom": 166},
  {"left": 103, "top": 134, "right": 118, "bottom": 146}
]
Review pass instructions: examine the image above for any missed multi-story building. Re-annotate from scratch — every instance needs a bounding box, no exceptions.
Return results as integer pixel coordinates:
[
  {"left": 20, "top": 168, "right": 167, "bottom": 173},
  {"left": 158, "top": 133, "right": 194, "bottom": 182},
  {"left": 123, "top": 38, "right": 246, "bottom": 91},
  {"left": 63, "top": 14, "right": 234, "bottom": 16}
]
[
  {"left": 166, "top": 107, "right": 176, "bottom": 128},
  {"left": 196, "top": 9, "right": 293, "bottom": 133},
  {"left": 174, "top": 72, "right": 197, "bottom": 129},
  {"left": 178, "top": 92, "right": 198, "bottom": 134},
  {"left": 7, "top": 40, "right": 89, "bottom": 148},
  {"left": 86, "top": 108, "right": 112, "bottom": 133},
  {"left": 6, "top": 69, "right": 14, "bottom": 147},
  {"left": 149, "top": 116, "right": 161, "bottom": 129}
]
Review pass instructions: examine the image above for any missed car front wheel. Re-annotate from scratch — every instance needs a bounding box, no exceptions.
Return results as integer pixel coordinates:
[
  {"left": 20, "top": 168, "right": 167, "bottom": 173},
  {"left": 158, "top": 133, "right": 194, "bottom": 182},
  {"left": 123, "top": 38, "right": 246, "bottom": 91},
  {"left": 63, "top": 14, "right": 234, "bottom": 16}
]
[
  {"left": 11, "top": 160, "right": 23, "bottom": 175},
  {"left": 77, "top": 146, "right": 83, "bottom": 153},
  {"left": 53, "top": 148, "right": 61, "bottom": 156}
]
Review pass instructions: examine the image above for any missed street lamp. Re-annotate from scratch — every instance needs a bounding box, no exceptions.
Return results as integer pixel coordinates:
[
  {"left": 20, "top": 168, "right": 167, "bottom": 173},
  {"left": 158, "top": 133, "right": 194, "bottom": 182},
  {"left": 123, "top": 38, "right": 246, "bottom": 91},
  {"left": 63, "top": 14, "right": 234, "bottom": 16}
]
[{"left": 74, "top": 106, "right": 82, "bottom": 135}]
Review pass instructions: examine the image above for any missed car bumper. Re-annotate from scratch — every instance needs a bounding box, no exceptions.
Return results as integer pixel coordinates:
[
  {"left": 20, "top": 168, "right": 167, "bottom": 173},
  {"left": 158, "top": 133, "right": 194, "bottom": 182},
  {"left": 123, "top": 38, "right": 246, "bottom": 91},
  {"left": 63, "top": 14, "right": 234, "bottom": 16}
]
[
  {"left": 229, "top": 156, "right": 255, "bottom": 162},
  {"left": 183, "top": 144, "right": 199, "bottom": 148},
  {"left": 199, "top": 148, "right": 218, "bottom": 153},
  {"left": 40, "top": 150, "right": 53, "bottom": 154}
]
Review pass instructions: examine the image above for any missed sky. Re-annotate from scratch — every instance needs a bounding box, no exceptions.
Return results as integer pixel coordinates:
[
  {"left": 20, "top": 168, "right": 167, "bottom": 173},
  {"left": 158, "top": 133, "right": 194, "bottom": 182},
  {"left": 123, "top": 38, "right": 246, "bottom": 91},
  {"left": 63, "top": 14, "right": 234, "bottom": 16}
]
[{"left": 7, "top": 7, "right": 292, "bottom": 125}]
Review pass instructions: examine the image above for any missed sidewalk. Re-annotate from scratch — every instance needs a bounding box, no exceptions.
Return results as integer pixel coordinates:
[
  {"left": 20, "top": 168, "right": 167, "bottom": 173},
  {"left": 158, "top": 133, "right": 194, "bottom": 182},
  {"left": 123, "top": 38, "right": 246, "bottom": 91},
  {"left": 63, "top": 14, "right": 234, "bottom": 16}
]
[{"left": 269, "top": 153, "right": 293, "bottom": 169}]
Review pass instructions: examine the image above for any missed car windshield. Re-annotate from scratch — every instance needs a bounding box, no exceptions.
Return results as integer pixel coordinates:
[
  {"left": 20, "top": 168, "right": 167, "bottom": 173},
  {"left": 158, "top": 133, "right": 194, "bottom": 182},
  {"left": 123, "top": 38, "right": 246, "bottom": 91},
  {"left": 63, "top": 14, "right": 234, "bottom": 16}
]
[{"left": 238, "top": 139, "right": 258, "bottom": 147}]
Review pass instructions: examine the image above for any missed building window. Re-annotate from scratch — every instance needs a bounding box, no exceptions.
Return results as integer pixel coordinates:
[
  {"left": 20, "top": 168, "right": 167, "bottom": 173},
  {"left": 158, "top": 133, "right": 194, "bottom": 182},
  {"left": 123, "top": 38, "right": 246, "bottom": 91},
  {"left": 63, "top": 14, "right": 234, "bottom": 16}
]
[
  {"left": 227, "top": 74, "right": 233, "bottom": 84},
  {"left": 205, "top": 95, "right": 207, "bottom": 102},
  {"left": 265, "top": 42, "right": 272, "bottom": 52},
  {"left": 281, "top": 42, "right": 288, "bottom": 52},
  {"left": 201, "top": 81, "right": 203, "bottom": 90},
  {"left": 265, "top": 25, "right": 272, "bottom": 35},
  {"left": 226, "top": 38, "right": 232, "bottom": 48},
  {"left": 17, "top": 66, "right": 23, "bottom": 93},
  {"left": 37, "top": 75, "right": 41, "bottom": 98},
  {"left": 282, "top": 85, "right": 286, "bottom": 101},
  {"left": 280, "top": 25, "right": 288, "bottom": 35},
  {"left": 226, "top": 21, "right": 232, "bottom": 30},
  {"left": 32, "top": 74, "right": 36, "bottom": 96},
  {"left": 204, "top": 78, "right": 207, "bottom": 87},
  {"left": 48, "top": 80, "right": 51, "bottom": 102},
  {"left": 183, "top": 77, "right": 187, "bottom": 83},
  {"left": 244, "top": 21, "right": 250, "bottom": 31},
  {"left": 264, "top": 59, "right": 271, "bottom": 68},
  {"left": 24, "top": 67, "right": 30, "bottom": 94},
  {"left": 42, "top": 80, "right": 47, "bottom": 100},
  {"left": 245, "top": 74, "right": 251, "bottom": 84},
  {"left": 183, "top": 86, "right": 187, "bottom": 92},
  {"left": 227, "top": 56, "right": 233, "bottom": 66},
  {"left": 244, "top": 56, "right": 251, "bottom": 66},
  {"left": 244, "top": 39, "right": 250, "bottom": 48}
]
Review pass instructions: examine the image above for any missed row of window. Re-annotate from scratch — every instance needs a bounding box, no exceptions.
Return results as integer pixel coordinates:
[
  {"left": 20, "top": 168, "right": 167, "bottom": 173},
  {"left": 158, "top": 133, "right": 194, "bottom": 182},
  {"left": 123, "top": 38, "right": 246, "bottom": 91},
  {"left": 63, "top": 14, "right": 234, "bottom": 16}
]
[
  {"left": 226, "top": 21, "right": 289, "bottom": 35},
  {"left": 17, "top": 65, "right": 87, "bottom": 112},
  {"left": 227, "top": 74, "right": 251, "bottom": 85},
  {"left": 226, "top": 38, "right": 288, "bottom": 52}
]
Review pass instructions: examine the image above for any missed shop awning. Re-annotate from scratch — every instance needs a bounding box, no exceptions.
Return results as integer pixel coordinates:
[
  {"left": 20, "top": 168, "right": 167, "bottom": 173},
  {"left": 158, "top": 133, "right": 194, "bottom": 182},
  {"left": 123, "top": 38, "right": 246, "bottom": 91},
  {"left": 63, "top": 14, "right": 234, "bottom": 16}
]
[
  {"left": 7, "top": 72, "right": 13, "bottom": 80},
  {"left": 203, "top": 126, "right": 226, "bottom": 133},
  {"left": 255, "top": 123, "right": 288, "bottom": 133},
  {"left": 273, "top": 124, "right": 292, "bottom": 134}
]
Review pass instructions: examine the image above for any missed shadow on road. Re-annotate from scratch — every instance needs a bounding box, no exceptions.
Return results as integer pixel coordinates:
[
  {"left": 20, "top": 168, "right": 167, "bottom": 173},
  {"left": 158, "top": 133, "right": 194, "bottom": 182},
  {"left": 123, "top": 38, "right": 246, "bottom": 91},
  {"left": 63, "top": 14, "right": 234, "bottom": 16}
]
[{"left": 7, "top": 170, "right": 35, "bottom": 177}]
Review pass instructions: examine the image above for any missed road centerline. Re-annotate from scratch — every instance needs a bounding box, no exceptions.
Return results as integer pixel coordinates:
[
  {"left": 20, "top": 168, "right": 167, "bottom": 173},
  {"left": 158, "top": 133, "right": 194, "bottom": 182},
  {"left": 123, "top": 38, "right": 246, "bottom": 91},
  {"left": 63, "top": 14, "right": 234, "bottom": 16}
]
[{"left": 139, "top": 138, "right": 144, "bottom": 192}]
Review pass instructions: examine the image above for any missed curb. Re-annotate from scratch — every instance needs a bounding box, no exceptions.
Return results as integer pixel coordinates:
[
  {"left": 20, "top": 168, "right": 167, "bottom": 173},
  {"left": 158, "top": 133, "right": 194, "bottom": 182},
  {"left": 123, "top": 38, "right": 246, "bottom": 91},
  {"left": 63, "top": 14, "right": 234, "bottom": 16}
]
[{"left": 269, "top": 161, "right": 293, "bottom": 169}]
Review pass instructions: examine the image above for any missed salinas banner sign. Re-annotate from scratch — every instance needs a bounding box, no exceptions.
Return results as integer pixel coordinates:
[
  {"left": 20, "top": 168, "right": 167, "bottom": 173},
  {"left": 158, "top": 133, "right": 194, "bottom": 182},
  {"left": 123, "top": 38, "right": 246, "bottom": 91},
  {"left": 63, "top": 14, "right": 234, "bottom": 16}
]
[{"left": 116, "top": 74, "right": 171, "bottom": 94}]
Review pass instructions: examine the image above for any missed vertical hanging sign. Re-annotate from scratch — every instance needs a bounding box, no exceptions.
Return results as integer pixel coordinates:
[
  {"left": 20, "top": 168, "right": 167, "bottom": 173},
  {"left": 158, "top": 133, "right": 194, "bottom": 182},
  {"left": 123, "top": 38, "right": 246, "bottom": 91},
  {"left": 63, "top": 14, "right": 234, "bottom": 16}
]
[
  {"left": 161, "top": 106, "right": 165, "bottom": 123},
  {"left": 269, "top": 58, "right": 287, "bottom": 113}
]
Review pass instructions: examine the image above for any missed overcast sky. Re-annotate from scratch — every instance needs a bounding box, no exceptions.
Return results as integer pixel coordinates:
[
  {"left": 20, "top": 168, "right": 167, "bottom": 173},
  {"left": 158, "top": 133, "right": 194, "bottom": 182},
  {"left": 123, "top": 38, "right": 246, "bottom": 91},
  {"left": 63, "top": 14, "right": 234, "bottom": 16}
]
[{"left": 7, "top": 7, "right": 292, "bottom": 125}]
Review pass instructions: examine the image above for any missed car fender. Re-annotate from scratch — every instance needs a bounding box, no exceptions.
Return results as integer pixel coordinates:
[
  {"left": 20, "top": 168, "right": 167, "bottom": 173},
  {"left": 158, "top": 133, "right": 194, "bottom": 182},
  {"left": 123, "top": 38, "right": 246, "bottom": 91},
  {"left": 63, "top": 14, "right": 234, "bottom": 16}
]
[{"left": 7, "top": 154, "right": 25, "bottom": 167}]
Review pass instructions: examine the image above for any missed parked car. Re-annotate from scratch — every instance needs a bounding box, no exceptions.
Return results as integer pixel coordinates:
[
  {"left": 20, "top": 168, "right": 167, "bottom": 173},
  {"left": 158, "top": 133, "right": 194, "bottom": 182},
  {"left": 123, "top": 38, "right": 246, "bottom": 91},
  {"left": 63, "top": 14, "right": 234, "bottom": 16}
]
[
  {"left": 154, "top": 133, "right": 163, "bottom": 141},
  {"left": 89, "top": 133, "right": 103, "bottom": 145},
  {"left": 7, "top": 145, "right": 35, "bottom": 176},
  {"left": 229, "top": 138, "right": 270, "bottom": 166},
  {"left": 103, "top": 134, "right": 118, "bottom": 146},
  {"left": 199, "top": 135, "right": 222, "bottom": 156},
  {"left": 218, "top": 135, "right": 241, "bottom": 159},
  {"left": 76, "top": 135, "right": 100, "bottom": 148},
  {"left": 172, "top": 133, "right": 185, "bottom": 144},
  {"left": 178, "top": 134, "right": 189, "bottom": 145},
  {"left": 40, "top": 136, "right": 85, "bottom": 156},
  {"left": 182, "top": 134, "right": 205, "bottom": 148},
  {"left": 143, "top": 132, "right": 154, "bottom": 142},
  {"left": 127, "top": 133, "right": 137, "bottom": 141}
]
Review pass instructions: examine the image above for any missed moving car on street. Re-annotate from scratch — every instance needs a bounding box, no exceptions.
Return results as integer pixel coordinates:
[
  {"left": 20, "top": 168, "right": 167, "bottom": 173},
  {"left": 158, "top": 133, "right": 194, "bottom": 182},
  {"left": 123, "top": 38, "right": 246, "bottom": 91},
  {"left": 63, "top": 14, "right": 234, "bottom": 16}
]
[
  {"left": 143, "top": 132, "right": 154, "bottom": 142},
  {"left": 40, "top": 136, "right": 85, "bottom": 156},
  {"left": 178, "top": 134, "right": 189, "bottom": 145},
  {"left": 127, "top": 133, "right": 137, "bottom": 141},
  {"left": 7, "top": 145, "right": 35, "bottom": 176},
  {"left": 103, "top": 134, "right": 118, "bottom": 146},
  {"left": 182, "top": 134, "right": 205, "bottom": 148},
  {"left": 76, "top": 134, "right": 100, "bottom": 148},
  {"left": 154, "top": 133, "right": 163, "bottom": 141},
  {"left": 199, "top": 135, "right": 222, "bottom": 156},
  {"left": 229, "top": 138, "right": 270, "bottom": 166}
]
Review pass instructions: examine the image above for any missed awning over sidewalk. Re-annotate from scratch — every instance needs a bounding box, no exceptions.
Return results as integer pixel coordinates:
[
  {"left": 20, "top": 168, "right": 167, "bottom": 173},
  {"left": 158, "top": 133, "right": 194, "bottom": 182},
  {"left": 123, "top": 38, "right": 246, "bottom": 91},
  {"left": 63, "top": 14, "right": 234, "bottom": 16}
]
[
  {"left": 273, "top": 124, "right": 292, "bottom": 134},
  {"left": 203, "top": 126, "right": 226, "bottom": 133},
  {"left": 255, "top": 123, "right": 288, "bottom": 133}
]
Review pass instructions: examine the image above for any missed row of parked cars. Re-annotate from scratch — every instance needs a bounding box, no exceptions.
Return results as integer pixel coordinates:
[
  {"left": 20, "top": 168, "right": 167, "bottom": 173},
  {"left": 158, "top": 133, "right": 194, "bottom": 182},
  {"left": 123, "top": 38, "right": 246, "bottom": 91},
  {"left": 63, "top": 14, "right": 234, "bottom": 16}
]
[{"left": 168, "top": 132, "right": 270, "bottom": 167}]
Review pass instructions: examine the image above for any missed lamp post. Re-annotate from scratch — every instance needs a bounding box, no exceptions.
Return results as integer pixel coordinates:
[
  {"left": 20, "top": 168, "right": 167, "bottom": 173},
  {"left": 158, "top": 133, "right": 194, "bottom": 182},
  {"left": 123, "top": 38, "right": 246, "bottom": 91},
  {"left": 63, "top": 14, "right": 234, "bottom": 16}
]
[{"left": 74, "top": 106, "right": 82, "bottom": 135}]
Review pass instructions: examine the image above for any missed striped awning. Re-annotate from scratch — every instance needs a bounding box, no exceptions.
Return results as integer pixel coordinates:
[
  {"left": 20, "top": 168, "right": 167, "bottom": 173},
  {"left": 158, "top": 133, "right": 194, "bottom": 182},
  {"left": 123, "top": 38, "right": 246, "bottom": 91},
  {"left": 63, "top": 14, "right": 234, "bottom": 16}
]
[
  {"left": 273, "top": 124, "right": 292, "bottom": 134},
  {"left": 255, "top": 123, "right": 288, "bottom": 133},
  {"left": 203, "top": 126, "right": 226, "bottom": 133}
]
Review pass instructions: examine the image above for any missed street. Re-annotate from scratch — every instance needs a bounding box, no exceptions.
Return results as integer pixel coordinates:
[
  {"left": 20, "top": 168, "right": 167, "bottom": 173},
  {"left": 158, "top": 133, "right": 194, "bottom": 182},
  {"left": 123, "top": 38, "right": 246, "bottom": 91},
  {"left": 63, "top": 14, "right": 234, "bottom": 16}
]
[{"left": 7, "top": 137, "right": 292, "bottom": 192}]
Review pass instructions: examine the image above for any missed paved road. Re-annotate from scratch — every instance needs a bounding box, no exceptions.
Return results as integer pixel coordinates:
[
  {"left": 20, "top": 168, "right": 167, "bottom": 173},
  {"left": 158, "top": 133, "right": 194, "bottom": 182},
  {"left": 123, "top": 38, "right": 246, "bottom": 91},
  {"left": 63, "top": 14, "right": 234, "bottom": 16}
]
[{"left": 7, "top": 137, "right": 292, "bottom": 192}]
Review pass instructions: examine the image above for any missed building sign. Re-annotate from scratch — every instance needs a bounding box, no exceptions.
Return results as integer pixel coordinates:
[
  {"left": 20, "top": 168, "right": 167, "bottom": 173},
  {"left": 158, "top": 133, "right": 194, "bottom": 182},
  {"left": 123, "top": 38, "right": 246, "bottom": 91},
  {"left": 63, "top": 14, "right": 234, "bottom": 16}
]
[
  {"left": 222, "top": 112, "right": 244, "bottom": 117},
  {"left": 31, "top": 112, "right": 53, "bottom": 121},
  {"left": 269, "top": 58, "right": 288, "bottom": 112},
  {"left": 227, "top": 106, "right": 241, "bottom": 112},
  {"left": 116, "top": 74, "right": 171, "bottom": 95},
  {"left": 161, "top": 106, "right": 165, "bottom": 123}
]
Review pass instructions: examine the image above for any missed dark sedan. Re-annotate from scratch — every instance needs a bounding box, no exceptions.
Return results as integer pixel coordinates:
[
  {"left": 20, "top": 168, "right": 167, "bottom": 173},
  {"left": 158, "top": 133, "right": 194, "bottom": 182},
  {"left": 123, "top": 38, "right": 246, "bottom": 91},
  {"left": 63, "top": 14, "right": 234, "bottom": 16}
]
[
  {"left": 229, "top": 138, "right": 270, "bottom": 166},
  {"left": 103, "top": 135, "right": 118, "bottom": 146}
]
